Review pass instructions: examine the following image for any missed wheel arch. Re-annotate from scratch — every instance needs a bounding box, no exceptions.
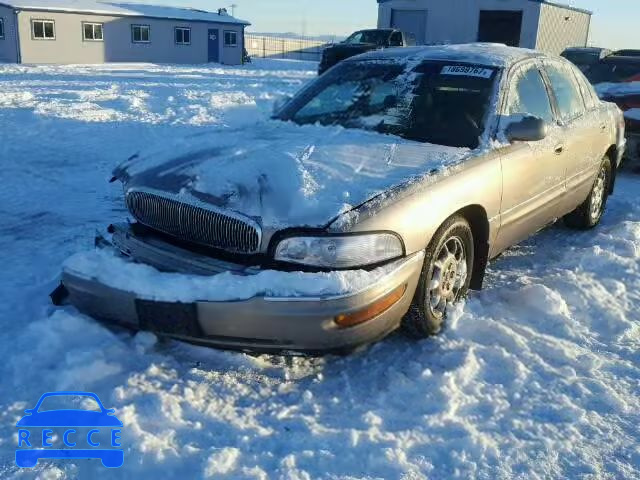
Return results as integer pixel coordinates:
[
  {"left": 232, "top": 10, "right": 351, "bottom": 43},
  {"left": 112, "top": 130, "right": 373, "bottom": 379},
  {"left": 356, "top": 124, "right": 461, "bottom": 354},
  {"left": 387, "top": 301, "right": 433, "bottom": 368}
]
[
  {"left": 454, "top": 204, "right": 490, "bottom": 291},
  {"left": 605, "top": 145, "right": 617, "bottom": 195}
]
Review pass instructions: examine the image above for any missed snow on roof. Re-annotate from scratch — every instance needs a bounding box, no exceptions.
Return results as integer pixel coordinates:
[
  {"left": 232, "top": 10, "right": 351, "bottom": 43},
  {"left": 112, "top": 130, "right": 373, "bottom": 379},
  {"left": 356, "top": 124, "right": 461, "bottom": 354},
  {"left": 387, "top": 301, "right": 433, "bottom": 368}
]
[
  {"left": 0, "top": 1, "right": 251, "bottom": 25},
  {"left": 352, "top": 43, "right": 542, "bottom": 68}
]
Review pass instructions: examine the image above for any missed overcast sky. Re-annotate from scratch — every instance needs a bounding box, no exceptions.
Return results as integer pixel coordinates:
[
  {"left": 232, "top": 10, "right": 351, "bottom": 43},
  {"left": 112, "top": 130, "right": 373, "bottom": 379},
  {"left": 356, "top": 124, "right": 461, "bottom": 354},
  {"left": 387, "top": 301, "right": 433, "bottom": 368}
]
[{"left": 140, "top": 0, "right": 637, "bottom": 49}]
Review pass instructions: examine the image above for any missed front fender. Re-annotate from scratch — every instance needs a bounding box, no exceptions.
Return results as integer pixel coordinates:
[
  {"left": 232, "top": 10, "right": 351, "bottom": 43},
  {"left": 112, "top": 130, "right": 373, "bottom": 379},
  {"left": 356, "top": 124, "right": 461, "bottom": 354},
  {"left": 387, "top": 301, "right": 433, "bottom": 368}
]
[{"left": 333, "top": 150, "right": 502, "bottom": 256}]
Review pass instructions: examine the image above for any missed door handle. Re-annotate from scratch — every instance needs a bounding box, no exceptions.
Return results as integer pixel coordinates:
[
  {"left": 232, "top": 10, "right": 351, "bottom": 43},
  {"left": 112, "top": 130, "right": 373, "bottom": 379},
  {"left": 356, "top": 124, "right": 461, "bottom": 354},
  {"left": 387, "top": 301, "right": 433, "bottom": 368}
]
[
  {"left": 554, "top": 144, "right": 564, "bottom": 154},
  {"left": 600, "top": 124, "right": 607, "bottom": 131}
]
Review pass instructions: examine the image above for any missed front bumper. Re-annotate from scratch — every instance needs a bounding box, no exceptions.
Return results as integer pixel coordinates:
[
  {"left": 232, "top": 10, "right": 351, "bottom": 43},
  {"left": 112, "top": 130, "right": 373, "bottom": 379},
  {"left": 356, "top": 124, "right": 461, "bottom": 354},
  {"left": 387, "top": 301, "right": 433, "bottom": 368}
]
[{"left": 61, "top": 229, "right": 424, "bottom": 354}]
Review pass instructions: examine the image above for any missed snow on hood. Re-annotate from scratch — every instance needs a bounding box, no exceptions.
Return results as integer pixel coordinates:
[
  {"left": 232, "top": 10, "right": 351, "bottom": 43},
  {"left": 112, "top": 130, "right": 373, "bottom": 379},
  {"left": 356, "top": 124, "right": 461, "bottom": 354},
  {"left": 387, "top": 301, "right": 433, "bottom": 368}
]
[
  {"left": 595, "top": 81, "right": 640, "bottom": 98},
  {"left": 114, "top": 121, "right": 471, "bottom": 228}
]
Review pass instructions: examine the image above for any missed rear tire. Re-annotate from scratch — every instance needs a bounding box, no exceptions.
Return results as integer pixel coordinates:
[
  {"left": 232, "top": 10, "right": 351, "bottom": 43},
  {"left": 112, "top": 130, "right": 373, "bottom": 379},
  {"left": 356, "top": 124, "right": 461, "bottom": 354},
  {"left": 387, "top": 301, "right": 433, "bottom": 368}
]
[
  {"left": 565, "top": 156, "right": 612, "bottom": 230},
  {"left": 402, "top": 215, "right": 474, "bottom": 338}
]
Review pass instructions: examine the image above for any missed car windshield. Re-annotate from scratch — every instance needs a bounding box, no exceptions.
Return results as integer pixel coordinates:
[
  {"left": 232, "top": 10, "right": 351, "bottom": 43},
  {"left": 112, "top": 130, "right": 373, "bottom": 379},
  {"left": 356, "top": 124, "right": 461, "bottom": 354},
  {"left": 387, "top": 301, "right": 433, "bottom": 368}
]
[
  {"left": 277, "top": 60, "right": 498, "bottom": 149},
  {"left": 585, "top": 62, "right": 640, "bottom": 84},
  {"left": 344, "top": 30, "right": 391, "bottom": 46}
]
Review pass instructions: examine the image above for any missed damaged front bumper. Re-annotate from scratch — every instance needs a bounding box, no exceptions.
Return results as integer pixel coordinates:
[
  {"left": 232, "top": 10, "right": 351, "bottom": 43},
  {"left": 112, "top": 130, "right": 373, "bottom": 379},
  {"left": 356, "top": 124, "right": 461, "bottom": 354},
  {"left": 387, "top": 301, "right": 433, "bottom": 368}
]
[{"left": 58, "top": 224, "right": 424, "bottom": 354}]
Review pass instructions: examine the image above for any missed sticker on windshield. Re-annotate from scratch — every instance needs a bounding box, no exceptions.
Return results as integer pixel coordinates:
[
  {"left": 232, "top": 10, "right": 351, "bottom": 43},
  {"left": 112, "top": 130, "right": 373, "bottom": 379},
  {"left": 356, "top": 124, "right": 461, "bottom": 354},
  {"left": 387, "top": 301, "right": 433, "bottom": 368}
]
[{"left": 441, "top": 65, "right": 494, "bottom": 79}]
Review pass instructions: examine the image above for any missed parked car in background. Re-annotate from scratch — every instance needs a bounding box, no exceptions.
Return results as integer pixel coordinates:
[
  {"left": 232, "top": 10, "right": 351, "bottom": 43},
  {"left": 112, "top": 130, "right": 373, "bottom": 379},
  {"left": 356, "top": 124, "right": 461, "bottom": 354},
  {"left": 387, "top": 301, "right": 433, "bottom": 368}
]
[
  {"left": 57, "top": 45, "right": 625, "bottom": 354},
  {"left": 318, "top": 29, "right": 416, "bottom": 75},
  {"left": 610, "top": 49, "right": 640, "bottom": 57},
  {"left": 561, "top": 47, "right": 611, "bottom": 72},
  {"left": 586, "top": 55, "right": 640, "bottom": 166}
]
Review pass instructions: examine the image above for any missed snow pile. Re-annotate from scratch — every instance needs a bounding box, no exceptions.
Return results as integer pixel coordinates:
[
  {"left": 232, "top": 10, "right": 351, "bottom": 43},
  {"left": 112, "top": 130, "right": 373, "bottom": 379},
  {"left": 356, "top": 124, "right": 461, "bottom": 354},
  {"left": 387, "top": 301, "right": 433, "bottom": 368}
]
[
  {"left": 64, "top": 247, "right": 423, "bottom": 302},
  {"left": 1, "top": 60, "right": 640, "bottom": 479}
]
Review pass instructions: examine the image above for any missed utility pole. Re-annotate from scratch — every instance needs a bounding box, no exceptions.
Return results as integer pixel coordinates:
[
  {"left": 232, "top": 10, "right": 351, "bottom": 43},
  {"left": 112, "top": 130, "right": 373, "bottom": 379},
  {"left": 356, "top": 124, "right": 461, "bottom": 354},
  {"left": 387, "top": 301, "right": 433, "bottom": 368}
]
[{"left": 228, "top": 4, "right": 237, "bottom": 17}]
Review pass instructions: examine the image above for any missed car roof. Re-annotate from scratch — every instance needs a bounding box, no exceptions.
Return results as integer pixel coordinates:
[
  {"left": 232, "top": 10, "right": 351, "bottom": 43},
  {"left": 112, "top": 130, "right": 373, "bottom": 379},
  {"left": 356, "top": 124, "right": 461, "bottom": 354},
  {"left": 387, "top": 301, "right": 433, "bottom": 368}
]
[
  {"left": 349, "top": 43, "right": 544, "bottom": 68},
  {"left": 563, "top": 47, "right": 608, "bottom": 53}
]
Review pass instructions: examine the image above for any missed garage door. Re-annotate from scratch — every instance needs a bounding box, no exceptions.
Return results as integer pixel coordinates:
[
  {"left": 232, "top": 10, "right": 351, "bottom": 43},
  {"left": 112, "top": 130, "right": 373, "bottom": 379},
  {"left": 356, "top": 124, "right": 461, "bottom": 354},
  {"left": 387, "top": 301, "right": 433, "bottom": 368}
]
[{"left": 391, "top": 9, "right": 427, "bottom": 45}]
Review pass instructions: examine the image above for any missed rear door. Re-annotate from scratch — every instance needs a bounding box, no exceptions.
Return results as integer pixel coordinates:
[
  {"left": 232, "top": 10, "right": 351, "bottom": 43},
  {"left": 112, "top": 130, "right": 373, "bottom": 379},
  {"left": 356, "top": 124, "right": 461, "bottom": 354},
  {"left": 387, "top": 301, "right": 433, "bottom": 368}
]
[
  {"left": 493, "top": 61, "right": 566, "bottom": 254},
  {"left": 541, "top": 60, "right": 599, "bottom": 215}
]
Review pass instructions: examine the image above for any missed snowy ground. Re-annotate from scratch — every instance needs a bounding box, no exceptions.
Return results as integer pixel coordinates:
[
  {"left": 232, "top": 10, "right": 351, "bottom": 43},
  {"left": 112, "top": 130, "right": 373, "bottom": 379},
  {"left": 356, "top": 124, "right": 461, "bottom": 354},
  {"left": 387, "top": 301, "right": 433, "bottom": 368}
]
[{"left": 1, "top": 60, "right": 639, "bottom": 479}]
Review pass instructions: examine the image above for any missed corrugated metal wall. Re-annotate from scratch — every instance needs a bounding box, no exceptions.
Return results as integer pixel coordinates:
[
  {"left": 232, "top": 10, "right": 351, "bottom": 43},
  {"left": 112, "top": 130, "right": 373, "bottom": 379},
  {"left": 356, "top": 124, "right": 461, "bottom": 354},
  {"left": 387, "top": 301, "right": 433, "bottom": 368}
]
[
  {"left": 378, "top": 0, "right": 591, "bottom": 54},
  {"left": 535, "top": 3, "right": 590, "bottom": 55}
]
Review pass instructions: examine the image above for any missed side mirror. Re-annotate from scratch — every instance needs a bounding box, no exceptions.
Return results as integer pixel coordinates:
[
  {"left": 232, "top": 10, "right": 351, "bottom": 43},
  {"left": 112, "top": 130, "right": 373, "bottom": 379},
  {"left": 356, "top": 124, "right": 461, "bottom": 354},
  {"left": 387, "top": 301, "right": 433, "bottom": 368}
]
[
  {"left": 505, "top": 116, "right": 548, "bottom": 142},
  {"left": 272, "top": 94, "right": 293, "bottom": 115}
]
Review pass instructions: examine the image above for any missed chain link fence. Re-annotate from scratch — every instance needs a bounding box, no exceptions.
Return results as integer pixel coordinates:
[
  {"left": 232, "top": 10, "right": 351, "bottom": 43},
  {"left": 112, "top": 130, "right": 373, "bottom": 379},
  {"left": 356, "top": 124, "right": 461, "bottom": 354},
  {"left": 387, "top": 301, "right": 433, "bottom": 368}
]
[{"left": 245, "top": 34, "right": 336, "bottom": 62}]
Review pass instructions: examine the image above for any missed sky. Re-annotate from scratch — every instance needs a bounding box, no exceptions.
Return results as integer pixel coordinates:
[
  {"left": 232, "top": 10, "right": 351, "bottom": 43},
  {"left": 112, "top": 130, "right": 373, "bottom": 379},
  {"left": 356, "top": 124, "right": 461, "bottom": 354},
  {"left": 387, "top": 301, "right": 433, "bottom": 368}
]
[{"left": 134, "top": 0, "right": 637, "bottom": 49}]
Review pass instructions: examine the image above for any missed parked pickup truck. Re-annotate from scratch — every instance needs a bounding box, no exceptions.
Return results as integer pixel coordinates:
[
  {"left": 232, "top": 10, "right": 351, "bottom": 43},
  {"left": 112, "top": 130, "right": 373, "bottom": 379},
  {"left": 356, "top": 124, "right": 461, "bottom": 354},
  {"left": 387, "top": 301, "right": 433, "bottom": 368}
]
[{"left": 318, "top": 28, "right": 416, "bottom": 75}]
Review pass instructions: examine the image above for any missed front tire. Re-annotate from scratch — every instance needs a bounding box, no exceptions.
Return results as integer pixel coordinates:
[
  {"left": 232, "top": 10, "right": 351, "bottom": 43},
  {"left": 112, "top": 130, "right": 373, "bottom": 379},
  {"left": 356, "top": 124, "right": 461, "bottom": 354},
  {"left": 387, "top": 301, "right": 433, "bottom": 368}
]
[
  {"left": 402, "top": 215, "right": 474, "bottom": 338},
  {"left": 565, "top": 156, "right": 612, "bottom": 230}
]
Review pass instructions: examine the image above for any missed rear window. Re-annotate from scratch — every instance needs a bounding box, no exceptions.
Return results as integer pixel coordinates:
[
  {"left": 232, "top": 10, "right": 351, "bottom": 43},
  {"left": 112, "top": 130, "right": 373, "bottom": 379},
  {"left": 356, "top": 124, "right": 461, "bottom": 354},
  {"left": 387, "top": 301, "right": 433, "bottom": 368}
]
[{"left": 277, "top": 60, "right": 499, "bottom": 149}]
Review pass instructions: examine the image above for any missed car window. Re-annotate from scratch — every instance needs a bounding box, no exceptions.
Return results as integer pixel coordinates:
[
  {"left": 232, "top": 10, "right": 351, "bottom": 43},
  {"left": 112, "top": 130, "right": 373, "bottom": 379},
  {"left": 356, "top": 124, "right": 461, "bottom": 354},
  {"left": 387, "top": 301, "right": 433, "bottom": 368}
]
[
  {"left": 545, "top": 63, "right": 586, "bottom": 122},
  {"left": 506, "top": 66, "right": 554, "bottom": 124},
  {"left": 389, "top": 31, "right": 403, "bottom": 47},
  {"left": 584, "top": 62, "right": 640, "bottom": 84},
  {"left": 570, "top": 65, "right": 599, "bottom": 110},
  {"left": 279, "top": 61, "right": 498, "bottom": 149}
]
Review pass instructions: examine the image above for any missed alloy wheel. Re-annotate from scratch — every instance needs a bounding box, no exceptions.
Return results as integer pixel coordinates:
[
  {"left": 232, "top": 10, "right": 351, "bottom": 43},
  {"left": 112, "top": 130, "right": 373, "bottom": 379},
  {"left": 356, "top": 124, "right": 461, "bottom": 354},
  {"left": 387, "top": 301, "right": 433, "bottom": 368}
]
[{"left": 427, "top": 236, "right": 468, "bottom": 318}]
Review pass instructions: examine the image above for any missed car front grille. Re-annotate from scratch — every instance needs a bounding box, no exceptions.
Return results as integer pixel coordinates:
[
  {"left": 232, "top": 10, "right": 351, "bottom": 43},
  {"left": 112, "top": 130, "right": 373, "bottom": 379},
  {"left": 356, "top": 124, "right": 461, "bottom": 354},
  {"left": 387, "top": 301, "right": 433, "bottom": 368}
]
[{"left": 125, "top": 190, "right": 261, "bottom": 254}]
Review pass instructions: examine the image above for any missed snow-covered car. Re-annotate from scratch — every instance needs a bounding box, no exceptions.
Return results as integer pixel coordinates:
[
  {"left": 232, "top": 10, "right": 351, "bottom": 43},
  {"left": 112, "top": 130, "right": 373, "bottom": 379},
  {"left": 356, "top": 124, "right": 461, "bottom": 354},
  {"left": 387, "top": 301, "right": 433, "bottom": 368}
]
[
  {"left": 586, "top": 55, "right": 640, "bottom": 166},
  {"left": 56, "top": 44, "right": 625, "bottom": 354}
]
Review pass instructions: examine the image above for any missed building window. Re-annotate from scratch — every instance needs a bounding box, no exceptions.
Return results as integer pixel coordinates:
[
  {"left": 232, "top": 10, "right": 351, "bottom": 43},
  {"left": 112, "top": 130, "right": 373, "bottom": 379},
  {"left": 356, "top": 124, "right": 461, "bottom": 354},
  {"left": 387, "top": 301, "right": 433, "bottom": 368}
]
[
  {"left": 175, "top": 27, "right": 191, "bottom": 45},
  {"left": 224, "top": 30, "right": 237, "bottom": 47},
  {"left": 32, "top": 20, "right": 55, "bottom": 40},
  {"left": 83, "top": 22, "right": 103, "bottom": 41},
  {"left": 131, "top": 24, "right": 150, "bottom": 43},
  {"left": 0, "top": 18, "right": 4, "bottom": 39}
]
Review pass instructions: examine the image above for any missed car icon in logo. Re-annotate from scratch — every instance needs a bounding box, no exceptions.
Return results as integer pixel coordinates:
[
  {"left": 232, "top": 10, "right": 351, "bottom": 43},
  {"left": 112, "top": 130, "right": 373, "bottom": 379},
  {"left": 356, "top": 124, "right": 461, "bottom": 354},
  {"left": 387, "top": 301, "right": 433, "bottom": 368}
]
[{"left": 16, "top": 391, "right": 123, "bottom": 468}]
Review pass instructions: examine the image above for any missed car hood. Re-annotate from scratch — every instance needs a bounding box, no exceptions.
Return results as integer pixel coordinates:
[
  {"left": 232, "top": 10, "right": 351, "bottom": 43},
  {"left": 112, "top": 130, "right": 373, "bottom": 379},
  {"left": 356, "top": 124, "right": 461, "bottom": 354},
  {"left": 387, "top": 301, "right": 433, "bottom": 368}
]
[{"left": 114, "top": 121, "right": 471, "bottom": 229}]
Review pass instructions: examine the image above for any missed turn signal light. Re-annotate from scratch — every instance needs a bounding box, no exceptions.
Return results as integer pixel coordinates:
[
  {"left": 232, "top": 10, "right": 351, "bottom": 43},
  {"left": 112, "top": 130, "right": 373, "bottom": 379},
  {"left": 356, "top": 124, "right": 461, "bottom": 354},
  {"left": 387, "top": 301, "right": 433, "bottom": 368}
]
[{"left": 334, "top": 284, "right": 407, "bottom": 329}]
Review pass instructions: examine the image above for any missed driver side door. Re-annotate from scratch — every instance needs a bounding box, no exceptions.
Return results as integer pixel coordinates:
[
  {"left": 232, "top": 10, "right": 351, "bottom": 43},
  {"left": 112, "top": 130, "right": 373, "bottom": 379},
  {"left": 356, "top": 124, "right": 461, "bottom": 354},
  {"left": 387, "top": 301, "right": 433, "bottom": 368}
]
[{"left": 492, "top": 61, "right": 567, "bottom": 256}]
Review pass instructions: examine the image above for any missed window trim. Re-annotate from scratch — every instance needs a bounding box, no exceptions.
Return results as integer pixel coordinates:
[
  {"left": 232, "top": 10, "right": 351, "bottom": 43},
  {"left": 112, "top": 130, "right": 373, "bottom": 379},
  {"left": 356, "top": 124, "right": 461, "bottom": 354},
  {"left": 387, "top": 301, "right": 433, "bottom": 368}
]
[
  {"left": 0, "top": 17, "right": 5, "bottom": 40},
  {"left": 82, "top": 22, "right": 104, "bottom": 42},
  {"left": 174, "top": 26, "right": 191, "bottom": 45},
  {"left": 131, "top": 24, "right": 150, "bottom": 44},
  {"left": 223, "top": 30, "right": 238, "bottom": 47},
  {"left": 501, "top": 61, "right": 556, "bottom": 127},
  {"left": 31, "top": 19, "right": 56, "bottom": 40},
  {"left": 542, "top": 60, "right": 587, "bottom": 124}
]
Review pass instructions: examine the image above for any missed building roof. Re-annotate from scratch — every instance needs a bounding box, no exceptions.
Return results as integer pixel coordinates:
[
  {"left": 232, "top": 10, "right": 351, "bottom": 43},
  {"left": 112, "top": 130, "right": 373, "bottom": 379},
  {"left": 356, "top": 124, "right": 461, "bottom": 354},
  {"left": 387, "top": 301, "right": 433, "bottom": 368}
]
[
  {"left": 0, "top": 1, "right": 251, "bottom": 25},
  {"left": 376, "top": 0, "right": 592, "bottom": 16},
  {"left": 350, "top": 43, "right": 544, "bottom": 68}
]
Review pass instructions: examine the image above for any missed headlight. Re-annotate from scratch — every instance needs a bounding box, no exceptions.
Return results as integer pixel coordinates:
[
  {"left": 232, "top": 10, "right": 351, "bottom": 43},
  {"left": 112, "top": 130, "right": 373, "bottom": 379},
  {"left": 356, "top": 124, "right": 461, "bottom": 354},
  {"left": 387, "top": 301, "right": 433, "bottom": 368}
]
[{"left": 274, "top": 233, "right": 404, "bottom": 269}]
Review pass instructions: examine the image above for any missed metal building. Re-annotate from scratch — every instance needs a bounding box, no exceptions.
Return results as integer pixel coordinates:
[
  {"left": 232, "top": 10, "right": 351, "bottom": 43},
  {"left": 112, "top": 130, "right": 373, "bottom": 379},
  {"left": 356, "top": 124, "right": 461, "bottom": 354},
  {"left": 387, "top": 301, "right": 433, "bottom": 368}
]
[
  {"left": 0, "top": 0, "right": 250, "bottom": 64},
  {"left": 377, "top": 0, "right": 592, "bottom": 55}
]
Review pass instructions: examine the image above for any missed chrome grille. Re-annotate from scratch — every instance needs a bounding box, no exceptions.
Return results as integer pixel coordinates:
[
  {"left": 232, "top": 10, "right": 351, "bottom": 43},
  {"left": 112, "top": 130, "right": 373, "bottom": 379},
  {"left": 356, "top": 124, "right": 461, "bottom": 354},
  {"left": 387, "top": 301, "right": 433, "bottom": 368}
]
[{"left": 126, "top": 190, "right": 260, "bottom": 254}]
